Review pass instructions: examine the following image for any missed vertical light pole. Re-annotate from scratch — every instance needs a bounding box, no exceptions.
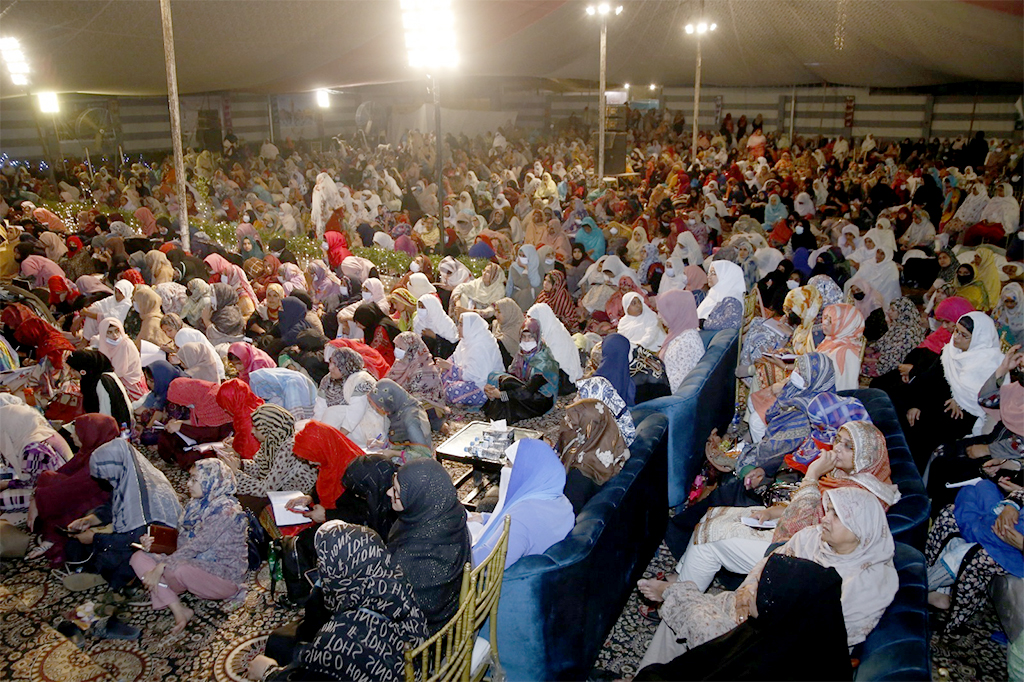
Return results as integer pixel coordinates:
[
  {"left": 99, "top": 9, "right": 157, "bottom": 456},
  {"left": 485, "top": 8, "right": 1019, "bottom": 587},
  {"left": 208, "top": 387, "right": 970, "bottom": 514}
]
[
  {"left": 402, "top": 0, "right": 458, "bottom": 225},
  {"left": 159, "top": 0, "right": 189, "bottom": 253},
  {"left": 685, "top": 18, "right": 716, "bottom": 165},
  {"left": 587, "top": 4, "right": 623, "bottom": 184}
]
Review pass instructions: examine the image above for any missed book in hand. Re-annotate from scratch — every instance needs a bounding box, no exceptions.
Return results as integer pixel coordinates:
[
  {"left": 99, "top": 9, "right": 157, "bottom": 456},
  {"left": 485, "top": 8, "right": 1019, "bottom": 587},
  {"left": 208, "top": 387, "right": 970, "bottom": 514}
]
[
  {"left": 146, "top": 525, "right": 178, "bottom": 554},
  {"left": 740, "top": 516, "right": 778, "bottom": 530},
  {"left": 268, "top": 491, "right": 311, "bottom": 526}
]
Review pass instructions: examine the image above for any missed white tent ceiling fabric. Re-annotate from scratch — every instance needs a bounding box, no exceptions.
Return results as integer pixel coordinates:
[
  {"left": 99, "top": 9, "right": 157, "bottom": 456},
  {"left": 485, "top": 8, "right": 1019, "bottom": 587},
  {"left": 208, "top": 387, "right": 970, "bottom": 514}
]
[{"left": 2, "top": 0, "right": 1021, "bottom": 96}]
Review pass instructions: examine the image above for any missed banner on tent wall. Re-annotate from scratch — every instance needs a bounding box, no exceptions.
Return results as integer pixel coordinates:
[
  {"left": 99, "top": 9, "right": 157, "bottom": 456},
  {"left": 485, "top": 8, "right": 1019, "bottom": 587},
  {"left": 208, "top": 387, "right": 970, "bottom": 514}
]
[
  {"left": 845, "top": 96, "right": 855, "bottom": 129},
  {"left": 387, "top": 106, "right": 517, "bottom": 145},
  {"left": 276, "top": 95, "right": 321, "bottom": 141}
]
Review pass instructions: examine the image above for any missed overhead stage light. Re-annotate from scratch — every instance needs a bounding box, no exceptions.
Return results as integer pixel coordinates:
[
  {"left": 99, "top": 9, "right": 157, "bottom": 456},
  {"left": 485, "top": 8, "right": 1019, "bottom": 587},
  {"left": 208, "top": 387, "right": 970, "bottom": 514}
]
[
  {"left": 402, "top": 0, "right": 459, "bottom": 69},
  {"left": 38, "top": 92, "right": 59, "bottom": 114},
  {"left": 316, "top": 89, "right": 330, "bottom": 108}
]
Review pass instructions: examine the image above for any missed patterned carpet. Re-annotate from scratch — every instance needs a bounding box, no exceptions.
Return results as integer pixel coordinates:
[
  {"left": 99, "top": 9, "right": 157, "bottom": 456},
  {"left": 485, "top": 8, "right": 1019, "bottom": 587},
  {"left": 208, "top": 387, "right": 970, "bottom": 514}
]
[{"left": 0, "top": 406, "right": 1013, "bottom": 681}]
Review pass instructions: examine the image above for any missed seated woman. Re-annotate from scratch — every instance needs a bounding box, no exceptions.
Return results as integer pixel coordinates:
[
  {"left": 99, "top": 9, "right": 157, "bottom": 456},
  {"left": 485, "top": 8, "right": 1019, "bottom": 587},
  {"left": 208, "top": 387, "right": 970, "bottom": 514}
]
[
  {"left": 491, "top": 297, "right": 525, "bottom": 367},
  {"left": 131, "top": 284, "right": 171, "bottom": 349},
  {"left": 235, "top": 404, "right": 318, "bottom": 502},
  {"left": 227, "top": 341, "right": 277, "bottom": 383},
  {"left": 534, "top": 269, "right": 577, "bottom": 331},
  {"left": 927, "top": 479, "right": 1023, "bottom": 634},
  {"left": 386, "top": 458, "right": 471, "bottom": 633},
  {"left": 134, "top": 360, "right": 186, "bottom": 442},
  {"left": 471, "top": 439, "right": 575, "bottom": 568},
  {"left": 64, "top": 438, "right": 181, "bottom": 594},
  {"left": 783, "top": 284, "right": 823, "bottom": 354},
  {"left": 205, "top": 282, "right": 247, "bottom": 346},
  {"left": 618, "top": 292, "right": 666, "bottom": 353},
  {"left": 130, "top": 459, "right": 248, "bottom": 634},
  {"left": 159, "top": 313, "right": 225, "bottom": 378},
  {"left": 413, "top": 294, "right": 460, "bottom": 359},
  {"left": 890, "top": 312, "right": 1003, "bottom": 469},
  {"left": 352, "top": 301, "right": 400, "bottom": 365},
  {"left": 67, "top": 350, "right": 134, "bottom": 429},
  {"left": 246, "top": 282, "right": 284, "bottom": 338},
  {"left": 816, "top": 303, "right": 865, "bottom": 391},
  {"left": 925, "top": 347, "right": 1024, "bottom": 511},
  {"left": 28, "top": 414, "right": 118, "bottom": 564},
  {"left": 159, "top": 378, "right": 235, "bottom": 470},
  {"left": 637, "top": 487, "right": 898, "bottom": 671},
  {"left": 449, "top": 262, "right": 506, "bottom": 318},
  {"left": 0, "top": 402, "right": 72, "bottom": 513},
  {"left": 847, "top": 277, "right": 888, "bottom": 342},
  {"left": 368, "top": 379, "right": 433, "bottom": 462},
  {"left": 506, "top": 244, "right": 542, "bottom": 312},
  {"left": 438, "top": 312, "right": 504, "bottom": 407},
  {"left": 248, "top": 522, "right": 428, "bottom": 682},
  {"left": 527, "top": 302, "right": 585, "bottom": 390},
  {"left": 314, "top": 346, "right": 364, "bottom": 418},
  {"left": 482, "top": 318, "right": 559, "bottom": 424},
  {"left": 954, "top": 262, "right": 991, "bottom": 312},
  {"left": 657, "top": 290, "right": 706, "bottom": 394},
  {"left": 697, "top": 261, "right": 745, "bottom": 331},
  {"left": 250, "top": 367, "right": 318, "bottom": 421},
  {"left": 862, "top": 297, "right": 926, "bottom": 379},
  {"left": 173, "top": 341, "right": 223, "bottom": 383},
  {"left": 385, "top": 332, "right": 446, "bottom": 431},
  {"left": 648, "top": 420, "right": 899, "bottom": 599},
  {"left": 576, "top": 333, "right": 637, "bottom": 445},
  {"left": 94, "top": 318, "right": 148, "bottom": 401},
  {"left": 556, "top": 400, "right": 632, "bottom": 514},
  {"left": 215, "top": 379, "right": 265, "bottom": 460},
  {"left": 869, "top": 295, "right": 973, "bottom": 397}
]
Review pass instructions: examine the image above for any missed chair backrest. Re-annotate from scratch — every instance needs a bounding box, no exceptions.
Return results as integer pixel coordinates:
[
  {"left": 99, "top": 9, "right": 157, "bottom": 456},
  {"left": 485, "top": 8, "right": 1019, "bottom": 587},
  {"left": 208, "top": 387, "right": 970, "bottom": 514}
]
[
  {"left": 404, "top": 563, "right": 474, "bottom": 682},
  {"left": 471, "top": 515, "right": 511, "bottom": 634}
]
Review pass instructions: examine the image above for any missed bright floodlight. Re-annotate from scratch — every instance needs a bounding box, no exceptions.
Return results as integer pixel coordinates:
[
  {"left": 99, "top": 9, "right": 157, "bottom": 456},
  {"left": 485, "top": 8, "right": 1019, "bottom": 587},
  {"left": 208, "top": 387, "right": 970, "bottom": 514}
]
[
  {"left": 685, "top": 23, "right": 694, "bottom": 34},
  {"left": 624, "top": 82, "right": 630, "bottom": 89},
  {"left": 649, "top": 83, "right": 656, "bottom": 91},
  {"left": 10, "top": 74, "right": 26, "bottom": 85},
  {"left": 316, "top": 89, "right": 330, "bottom": 108},
  {"left": 598, "top": 3, "right": 610, "bottom": 14},
  {"left": 710, "top": 23, "right": 717, "bottom": 31},
  {"left": 586, "top": 6, "right": 596, "bottom": 15},
  {"left": 403, "top": 0, "right": 459, "bottom": 69},
  {"left": 3, "top": 50, "right": 24, "bottom": 63},
  {"left": 615, "top": 5, "right": 623, "bottom": 14},
  {"left": 7, "top": 61, "right": 29, "bottom": 74},
  {"left": 697, "top": 22, "right": 708, "bottom": 33},
  {"left": 37, "top": 92, "right": 59, "bottom": 113},
  {"left": 0, "top": 37, "right": 18, "bottom": 51}
]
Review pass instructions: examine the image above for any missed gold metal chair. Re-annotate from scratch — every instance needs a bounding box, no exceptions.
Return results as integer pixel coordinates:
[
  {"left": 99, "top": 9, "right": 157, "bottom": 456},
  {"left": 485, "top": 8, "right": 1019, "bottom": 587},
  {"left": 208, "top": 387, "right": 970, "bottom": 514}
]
[
  {"left": 404, "top": 563, "right": 474, "bottom": 682},
  {"left": 469, "top": 516, "right": 511, "bottom": 682}
]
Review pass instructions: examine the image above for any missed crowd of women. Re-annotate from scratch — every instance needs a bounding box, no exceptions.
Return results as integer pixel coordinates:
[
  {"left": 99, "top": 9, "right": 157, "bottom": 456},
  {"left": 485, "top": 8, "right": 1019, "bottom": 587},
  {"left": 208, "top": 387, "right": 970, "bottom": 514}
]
[{"left": 0, "top": 115, "right": 1021, "bottom": 679}]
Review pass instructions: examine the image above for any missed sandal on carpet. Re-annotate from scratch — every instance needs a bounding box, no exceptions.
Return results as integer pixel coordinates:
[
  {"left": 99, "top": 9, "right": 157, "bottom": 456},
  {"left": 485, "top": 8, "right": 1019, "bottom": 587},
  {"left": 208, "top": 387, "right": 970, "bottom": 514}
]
[
  {"left": 25, "top": 539, "right": 54, "bottom": 561},
  {"left": 707, "top": 447, "right": 739, "bottom": 473},
  {"left": 638, "top": 603, "right": 661, "bottom": 623}
]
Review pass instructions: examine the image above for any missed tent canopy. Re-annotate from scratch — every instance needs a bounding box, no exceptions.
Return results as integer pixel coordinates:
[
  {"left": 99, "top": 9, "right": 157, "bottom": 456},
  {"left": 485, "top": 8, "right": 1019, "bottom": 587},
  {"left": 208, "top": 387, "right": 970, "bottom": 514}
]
[{"left": 2, "top": 0, "right": 1021, "bottom": 97}]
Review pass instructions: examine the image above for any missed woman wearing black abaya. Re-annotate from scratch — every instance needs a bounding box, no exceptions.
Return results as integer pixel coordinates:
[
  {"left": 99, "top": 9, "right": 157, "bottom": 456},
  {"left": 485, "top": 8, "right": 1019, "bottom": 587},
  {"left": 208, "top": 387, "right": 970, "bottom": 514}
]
[{"left": 386, "top": 458, "right": 471, "bottom": 633}]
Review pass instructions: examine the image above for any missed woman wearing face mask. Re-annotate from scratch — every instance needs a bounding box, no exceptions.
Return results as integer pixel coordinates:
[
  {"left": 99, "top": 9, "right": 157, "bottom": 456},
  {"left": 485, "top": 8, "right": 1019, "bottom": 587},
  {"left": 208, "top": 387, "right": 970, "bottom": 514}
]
[
  {"left": 507, "top": 245, "right": 542, "bottom": 312},
  {"left": 94, "top": 317, "right": 147, "bottom": 400},
  {"left": 368, "top": 379, "right": 433, "bottom": 461},
  {"left": 781, "top": 284, "right": 823, "bottom": 354},
  {"left": 846, "top": 277, "right": 888, "bottom": 342},
  {"left": 482, "top": 318, "right": 560, "bottom": 423},
  {"left": 385, "top": 332, "right": 446, "bottom": 430},
  {"left": 618, "top": 292, "right": 667, "bottom": 353},
  {"left": 436, "top": 312, "right": 504, "bottom": 407},
  {"left": 892, "top": 312, "right": 1004, "bottom": 469},
  {"left": 993, "top": 283, "right": 1024, "bottom": 344},
  {"left": 954, "top": 262, "right": 990, "bottom": 312}
]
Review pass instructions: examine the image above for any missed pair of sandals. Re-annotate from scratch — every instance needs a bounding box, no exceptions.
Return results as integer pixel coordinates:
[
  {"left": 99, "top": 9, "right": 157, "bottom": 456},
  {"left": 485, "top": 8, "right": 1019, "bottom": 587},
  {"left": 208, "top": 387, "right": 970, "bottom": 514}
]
[{"left": 637, "top": 571, "right": 678, "bottom": 623}]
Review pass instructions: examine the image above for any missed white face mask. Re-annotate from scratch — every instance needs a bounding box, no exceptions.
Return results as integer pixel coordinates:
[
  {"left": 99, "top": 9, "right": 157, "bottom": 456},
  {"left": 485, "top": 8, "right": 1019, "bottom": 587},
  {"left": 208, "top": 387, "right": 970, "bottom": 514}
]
[
  {"left": 133, "top": 302, "right": 142, "bottom": 313},
  {"left": 106, "top": 336, "right": 121, "bottom": 346},
  {"left": 544, "top": 258, "right": 555, "bottom": 266},
  {"left": 362, "top": 291, "right": 373, "bottom": 301},
  {"left": 610, "top": 227, "right": 618, "bottom": 235},
  {"left": 786, "top": 280, "right": 799, "bottom": 290},
  {"left": 393, "top": 348, "right": 406, "bottom": 360},
  {"left": 665, "top": 268, "right": 675, "bottom": 278},
  {"left": 321, "top": 242, "right": 329, "bottom": 250},
  {"left": 410, "top": 262, "right": 421, "bottom": 273},
  {"left": 789, "top": 371, "right": 805, "bottom": 389},
  {"left": 518, "top": 256, "right": 529, "bottom": 266},
  {"left": 520, "top": 339, "right": 537, "bottom": 352},
  {"left": 795, "top": 226, "right": 804, "bottom": 234}
]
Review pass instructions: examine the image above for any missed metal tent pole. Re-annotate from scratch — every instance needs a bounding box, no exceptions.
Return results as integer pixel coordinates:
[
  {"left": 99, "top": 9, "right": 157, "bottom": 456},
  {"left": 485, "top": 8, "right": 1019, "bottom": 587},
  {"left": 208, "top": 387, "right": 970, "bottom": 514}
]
[
  {"left": 691, "top": 35, "right": 701, "bottom": 163},
  {"left": 598, "top": 16, "right": 607, "bottom": 183},
  {"left": 159, "top": 0, "right": 190, "bottom": 253}
]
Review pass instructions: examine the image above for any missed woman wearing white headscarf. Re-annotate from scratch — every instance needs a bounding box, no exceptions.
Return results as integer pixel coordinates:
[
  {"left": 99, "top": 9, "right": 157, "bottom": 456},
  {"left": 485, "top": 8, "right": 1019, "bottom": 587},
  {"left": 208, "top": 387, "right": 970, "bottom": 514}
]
[
  {"left": 527, "top": 302, "right": 584, "bottom": 384},
  {"left": 174, "top": 341, "right": 224, "bottom": 384},
  {"left": 850, "top": 244, "right": 901, "bottom": 306},
  {"left": 413, "top": 294, "right": 459, "bottom": 345},
  {"left": 81, "top": 280, "right": 134, "bottom": 340},
  {"left": 952, "top": 181, "right": 990, "bottom": 227},
  {"left": 793, "top": 191, "right": 816, "bottom": 219},
  {"left": 437, "top": 256, "right": 474, "bottom": 288},
  {"left": 0, "top": 403, "right": 72, "bottom": 511},
  {"left": 979, "top": 182, "right": 1020, "bottom": 235},
  {"left": 406, "top": 273, "right": 437, "bottom": 301},
  {"left": 617, "top": 292, "right": 667, "bottom": 352},
  {"left": 450, "top": 263, "right": 506, "bottom": 315},
  {"left": 752, "top": 247, "right": 785, "bottom": 280},
  {"left": 440, "top": 312, "right": 504, "bottom": 406},
  {"left": 94, "top": 317, "right": 147, "bottom": 400},
  {"left": 674, "top": 232, "right": 705, "bottom": 268},
  {"left": 657, "top": 254, "right": 689, "bottom": 295},
  {"left": 697, "top": 261, "right": 746, "bottom": 331},
  {"left": 838, "top": 224, "right": 862, "bottom": 259},
  {"left": 899, "top": 209, "right": 937, "bottom": 250},
  {"left": 939, "top": 312, "right": 1005, "bottom": 435}
]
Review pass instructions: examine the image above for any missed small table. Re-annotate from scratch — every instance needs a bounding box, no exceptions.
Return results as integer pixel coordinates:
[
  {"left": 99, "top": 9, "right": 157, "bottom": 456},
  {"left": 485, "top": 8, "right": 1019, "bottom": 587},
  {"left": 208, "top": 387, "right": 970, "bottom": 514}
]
[{"left": 436, "top": 421, "right": 544, "bottom": 509}]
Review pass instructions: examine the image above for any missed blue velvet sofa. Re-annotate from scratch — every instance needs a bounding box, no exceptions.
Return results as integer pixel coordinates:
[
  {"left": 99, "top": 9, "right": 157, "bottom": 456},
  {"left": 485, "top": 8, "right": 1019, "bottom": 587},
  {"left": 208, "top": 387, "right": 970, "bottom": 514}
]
[
  {"left": 632, "top": 328, "right": 740, "bottom": 508},
  {"left": 496, "top": 411, "right": 669, "bottom": 681}
]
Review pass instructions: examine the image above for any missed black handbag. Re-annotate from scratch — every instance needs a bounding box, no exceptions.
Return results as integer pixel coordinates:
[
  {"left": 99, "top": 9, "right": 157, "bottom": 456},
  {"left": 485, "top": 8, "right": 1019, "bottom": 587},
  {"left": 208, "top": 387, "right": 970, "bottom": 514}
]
[{"left": 278, "top": 535, "right": 319, "bottom": 606}]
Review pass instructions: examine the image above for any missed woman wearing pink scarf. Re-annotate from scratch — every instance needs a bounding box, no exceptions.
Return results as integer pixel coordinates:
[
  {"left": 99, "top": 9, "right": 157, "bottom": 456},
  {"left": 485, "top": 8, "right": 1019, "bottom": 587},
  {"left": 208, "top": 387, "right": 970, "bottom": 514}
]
[
  {"left": 204, "top": 253, "right": 258, "bottom": 318},
  {"left": 19, "top": 255, "right": 65, "bottom": 288},
  {"left": 94, "top": 317, "right": 147, "bottom": 400},
  {"left": 134, "top": 207, "right": 158, "bottom": 237}
]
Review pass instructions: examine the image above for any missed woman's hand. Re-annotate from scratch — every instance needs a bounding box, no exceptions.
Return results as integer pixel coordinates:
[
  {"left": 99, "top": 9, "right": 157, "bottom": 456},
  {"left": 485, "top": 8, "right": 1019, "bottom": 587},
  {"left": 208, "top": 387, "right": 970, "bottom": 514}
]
[
  {"left": 994, "top": 519, "right": 1024, "bottom": 551},
  {"left": 998, "top": 476, "right": 1024, "bottom": 495},
  {"left": 734, "top": 582, "right": 759, "bottom": 623},
  {"left": 906, "top": 407, "right": 922, "bottom": 426},
  {"left": 742, "top": 467, "right": 765, "bottom": 490},
  {"left": 139, "top": 534, "right": 154, "bottom": 552},
  {"left": 769, "top": 381, "right": 786, "bottom": 397},
  {"left": 68, "top": 514, "right": 99, "bottom": 533},
  {"left": 435, "top": 358, "right": 453, "bottom": 371},
  {"left": 967, "top": 443, "right": 991, "bottom": 459},
  {"left": 483, "top": 385, "right": 500, "bottom": 400},
  {"left": 247, "top": 655, "right": 277, "bottom": 681},
  {"left": 143, "top": 562, "right": 165, "bottom": 590},
  {"left": 805, "top": 450, "right": 837, "bottom": 482},
  {"left": 898, "top": 363, "right": 913, "bottom": 383},
  {"left": 750, "top": 506, "right": 785, "bottom": 522},
  {"left": 997, "top": 345, "right": 1022, "bottom": 379},
  {"left": 165, "top": 420, "right": 183, "bottom": 434},
  {"left": 421, "top": 328, "right": 436, "bottom": 339},
  {"left": 303, "top": 504, "right": 327, "bottom": 524},
  {"left": 994, "top": 504, "right": 1020, "bottom": 537},
  {"left": 943, "top": 399, "right": 963, "bottom": 419},
  {"left": 285, "top": 495, "right": 314, "bottom": 511}
]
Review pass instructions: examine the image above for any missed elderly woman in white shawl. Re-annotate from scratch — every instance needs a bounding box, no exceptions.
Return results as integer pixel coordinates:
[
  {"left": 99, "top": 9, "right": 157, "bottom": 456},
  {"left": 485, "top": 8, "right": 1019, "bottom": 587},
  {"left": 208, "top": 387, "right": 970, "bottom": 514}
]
[
  {"left": 310, "top": 172, "right": 343, "bottom": 239},
  {"left": 979, "top": 182, "right": 1020, "bottom": 235},
  {"left": 618, "top": 293, "right": 667, "bottom": 353},
  {"left": 436, "top": 312, "right": 504, "bottom": 406},
  {"left": 526, "top": 302, "right": 584, "bottom": 386},
  {"left": 80, "top": 280, "right": 134, "bottom": 340},
  {"left": 450, "top": 263, "right": 506, "bottom": 317},
  {"left": 697, "top": 261, "right": 746, "bottom": 331},
  {"left": 848, "top": 243, "right": 901, "bottom": 306}
]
